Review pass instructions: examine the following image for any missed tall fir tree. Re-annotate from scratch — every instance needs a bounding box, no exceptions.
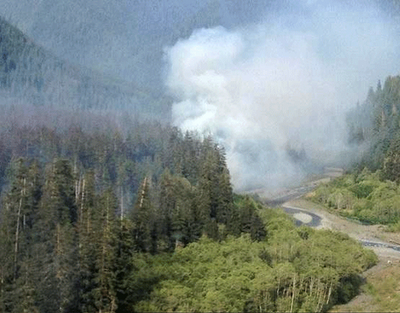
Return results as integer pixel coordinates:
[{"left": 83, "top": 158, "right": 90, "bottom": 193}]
[
  {"left": 33, "top": 159, "right": 78, "bottom": 313},
  {"left": 0, "top": 158, "right": 42, "bottom": 312},
  {"left": 92, "top": 188, "right": 118, "bottom": 313},
  {"left": 131, "top": 177, "right": 153, "bottom": 252}
]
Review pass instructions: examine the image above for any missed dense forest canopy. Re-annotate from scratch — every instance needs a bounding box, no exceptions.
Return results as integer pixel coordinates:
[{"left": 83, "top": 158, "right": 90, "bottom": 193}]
[
  {"left": 0, "top": 101, "right": 378, "bottom": 312},
  {"left": 1, "top": 1, "right": 400, "bottom": 312},
  {"left": 347, "top": 76, "right": 400, "bottom": 173},
  {"left": 0, "top": 134, "right": 377, "bottom": 311}
]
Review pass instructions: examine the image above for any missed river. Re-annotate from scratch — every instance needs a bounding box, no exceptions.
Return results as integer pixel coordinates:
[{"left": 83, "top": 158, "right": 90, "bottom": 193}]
[{"left": 261, "top": 168, "right": 400, "bottom": 259}]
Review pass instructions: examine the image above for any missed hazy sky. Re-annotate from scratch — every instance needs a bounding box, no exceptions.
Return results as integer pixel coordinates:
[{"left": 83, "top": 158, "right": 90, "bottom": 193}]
[{"left": 0, "top": 0, "right": 275, "bottom": 88}]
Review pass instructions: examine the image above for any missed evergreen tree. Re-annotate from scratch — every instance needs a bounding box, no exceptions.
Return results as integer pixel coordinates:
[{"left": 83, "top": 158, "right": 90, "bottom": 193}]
[
  {"left": 33, "top": 159, "right": 78, "bottom": 313},
  {"left": 114, "top": 219, "right": 136, "bottom": 313},
  {"left": 92, "top": 188, "right": 118, "bottom": 313},
  {"left": 76, "top": 170, "right": 98, "bottom": 313},
  {"left": 181, "top": 131, "right": 200, "bottom": 184},
  {"left": 157, "top": 169, "right": 176, "bottom": 251},
  {"left": 215, "top": 147, "right": 233, "bottom": 224},
  {"left": 131, "top": 177, "right": 153, "bottom": 252},
  {"left": 0, "top": 158, "right": 42, "bottom": 312}
]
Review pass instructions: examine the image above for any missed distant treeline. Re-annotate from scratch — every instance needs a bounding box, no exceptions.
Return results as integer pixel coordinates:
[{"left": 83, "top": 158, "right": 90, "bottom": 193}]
[
  {"left": 347, "top": 75, "right": 400, "bottom": 176},
  {"left": 311, "top": 74, "right": 400, "bottom": 229}
]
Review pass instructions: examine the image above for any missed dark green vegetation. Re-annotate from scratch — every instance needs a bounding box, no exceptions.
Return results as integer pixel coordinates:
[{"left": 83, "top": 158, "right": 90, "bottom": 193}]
[
  {"left": 0, "top": 119, "right": 377, "bottom": 312},
  {"left": 0, "top": 11, "right": 382, "bottom": 313},
  {"left": 330, "top": 261, "right": 400, "bottom": 312},
  {"left": 311, "top": 75, "right": 400, "bottom": 229},
  {"left": 0, "top": 112, "right": 266, "bottom": 312},
  {"left": 347, "top": 75, "right": 400, "bottom": 176}
]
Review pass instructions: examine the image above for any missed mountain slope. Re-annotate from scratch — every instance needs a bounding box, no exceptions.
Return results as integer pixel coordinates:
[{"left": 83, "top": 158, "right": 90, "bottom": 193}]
[{"left": 0, "top": 16, "right": 170, "bottom": 119}]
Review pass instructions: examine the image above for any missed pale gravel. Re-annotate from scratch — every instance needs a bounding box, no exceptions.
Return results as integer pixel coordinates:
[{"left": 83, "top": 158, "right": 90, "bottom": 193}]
[{"left": 292, "top": 212, "right": 312, "bottom": 224}]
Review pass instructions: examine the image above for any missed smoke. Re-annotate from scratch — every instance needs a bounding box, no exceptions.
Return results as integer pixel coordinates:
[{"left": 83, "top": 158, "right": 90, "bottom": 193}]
[{"left": 164, "top": 0, "right": 400, "bottom": 191}]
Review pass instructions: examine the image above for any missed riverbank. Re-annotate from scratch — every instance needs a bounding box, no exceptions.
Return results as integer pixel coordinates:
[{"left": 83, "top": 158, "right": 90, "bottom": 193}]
[
  {"left": 283, "top": 198, "right": 400, "bottom": 312},
  {"left": 257, "top": 168, "right": 400, "bottom": 311},
  {"left": 284, "top": 198, "right": 400, "bottom": 260}
]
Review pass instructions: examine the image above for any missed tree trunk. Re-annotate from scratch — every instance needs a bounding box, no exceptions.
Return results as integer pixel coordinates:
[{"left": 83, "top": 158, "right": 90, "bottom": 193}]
[
  {"left": 290, "top": 274, "right": 296, "bottom": 313},
  {"left": 80, "top": 178, "right": 85, "bottom": 226},
  {"left": 14, "top": 178, "right": 26, "bottom": 280},
  {"left": 326, "top": 282, "right": 332, "bottom": 304},
  {"left": 120, "top": 187, "right": 124, "bottom": 221}
]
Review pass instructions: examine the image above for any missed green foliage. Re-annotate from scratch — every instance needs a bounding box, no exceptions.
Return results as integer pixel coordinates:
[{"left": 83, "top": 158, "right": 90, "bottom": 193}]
[
  {"left": 0, "top": 124, "right": 378, "bottom": 313},
  {"left": 0, "top": 12, "right": 385, "bottom": 312},
  {"left": 0, "top": 117, "right": 241, "bottom": 311},
  {"left": 0, "top": 151, "right": 374, "bottom": 313},
  {"left": 387, "top": 220, "right": 400, "bottom": 232},
  {"left": 0, "top": 159, "right": 42, "bottom": 312},
  {"left": 228, "top": 195, "right": 267, "bottom": 241},
  {"left": 335, "top": 261, "right": 400, "bottom": 312},
  {"left": 348, "top": 75, "right": 400, "bottom": 180},
  {"left": 311, "top": 170, "right": 400, "bottom": 225},
  {"left": 133, "top": 218, "right": 377, "bottom": 312}
]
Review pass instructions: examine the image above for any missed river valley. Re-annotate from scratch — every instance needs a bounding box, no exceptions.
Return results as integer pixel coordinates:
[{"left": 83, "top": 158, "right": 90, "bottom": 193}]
[
  {"left": 259, "top": 169, "right": 400, "bottom": 311},
  {"left": 260, "top": 168, "right": 400, "bottom": 260}
]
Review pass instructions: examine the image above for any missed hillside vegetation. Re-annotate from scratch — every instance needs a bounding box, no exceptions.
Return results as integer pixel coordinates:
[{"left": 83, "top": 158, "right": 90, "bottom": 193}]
[
  {"left": 347, "top": 75, "right": 400, "bottom": 175},
  {"left": 331, "top": 261, "right": 400, "bottom": 312},
  {"left": 0, "top": 106, "right": 378, "bottom": 312},
  {"left": 0, "top": 11, "right": 386, "bottom": 313},
  {"left": 309, "top": 170, "right": 400, "bottom": 230},
  {"left": 0, "top": 16, "right": 168, "bottom": 118},
  {"left": 133, "top": 216, "right": 376, "bottom": 312},
  {"left": 310, "top": 74, "right": 400, "bottom": 230}
]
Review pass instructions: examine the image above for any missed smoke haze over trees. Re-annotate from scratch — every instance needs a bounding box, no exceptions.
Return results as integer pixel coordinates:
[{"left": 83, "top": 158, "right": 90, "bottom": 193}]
[
  {"left": 1, "top": 1, "right": 400, "bottom": 312},
  {"left": 164, "top": 1, "right": 400, "bottom": 190},
  {"left": 2, "top": 0, "right": 400, "bottom": 190}
]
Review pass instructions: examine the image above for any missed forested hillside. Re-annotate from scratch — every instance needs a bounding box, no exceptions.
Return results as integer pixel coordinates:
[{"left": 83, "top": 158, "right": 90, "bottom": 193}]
[
  {"left": 0, "top": 16, "right": 169, "bottom": 118},
  {"left": 0, "top": 106, "right": 378, "bottom": 312},
  {"left": 347, "top": 75, "right": 400, "bottom": 174},
  {"left": 0, "top": 8, "right": 386, "bottom": 313},
  {"left": 311, "top": 75, "right": 400, "bottom": 229},
  {"left": 0, "top": 108, "right": 264, "bottom": 312}
]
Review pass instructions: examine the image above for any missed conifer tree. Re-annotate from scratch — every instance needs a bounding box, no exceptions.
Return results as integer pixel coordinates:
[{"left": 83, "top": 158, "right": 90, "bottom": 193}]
[
  {"left": 215, "top": 147, "right": 233, "bottom": 224},
  {"left": 33, "top": 159, "right": 78, "bottom": 313},
  {"left": 131, "top": 177, "right": 153, "bottom": 252},
  {"left": 157, "top": 169, "right": 176, "bottom": 251},
  {"left": 92, "top": 187, "right": 118, "bottom": 313},
  {"left": 114, "top": 219, "right": 136, "bottom": 313},
  {"left": 181, "top": 131, "right": 200, "bottom": 184},
  {"left": 0, "top": 158, "right": 42, "bottom": 312},
  {"left": 76, "top": 170, "right": 98, "bottom": 313}
]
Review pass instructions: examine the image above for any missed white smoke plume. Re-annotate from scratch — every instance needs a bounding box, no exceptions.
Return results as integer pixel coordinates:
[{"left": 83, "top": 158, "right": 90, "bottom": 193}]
[{"left": 164, "top": 1, "right": 400, "bottom": 191}]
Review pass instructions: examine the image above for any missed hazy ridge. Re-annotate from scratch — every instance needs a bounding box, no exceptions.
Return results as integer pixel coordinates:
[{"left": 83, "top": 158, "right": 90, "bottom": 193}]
[{"left": 0, "top": 16, "right": 170, "bottom": 119}]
